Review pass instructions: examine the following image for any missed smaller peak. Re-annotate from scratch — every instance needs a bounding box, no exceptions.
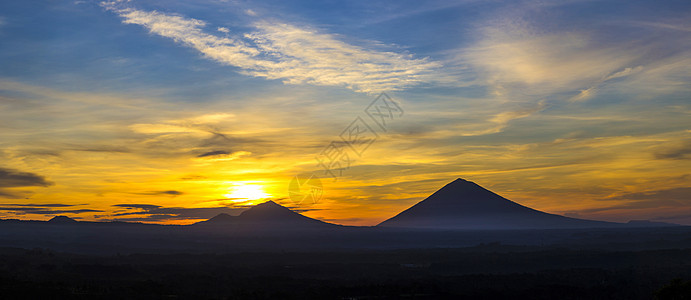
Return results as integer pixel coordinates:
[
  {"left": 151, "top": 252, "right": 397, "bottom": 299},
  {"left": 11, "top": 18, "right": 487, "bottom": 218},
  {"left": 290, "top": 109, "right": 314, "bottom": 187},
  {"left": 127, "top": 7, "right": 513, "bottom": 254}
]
[
  {"left": 208, "top": 213, "right": 235, "bottom": 221},
  {"left": 48, "top": 215, "right": 77, "bottom": 223}
]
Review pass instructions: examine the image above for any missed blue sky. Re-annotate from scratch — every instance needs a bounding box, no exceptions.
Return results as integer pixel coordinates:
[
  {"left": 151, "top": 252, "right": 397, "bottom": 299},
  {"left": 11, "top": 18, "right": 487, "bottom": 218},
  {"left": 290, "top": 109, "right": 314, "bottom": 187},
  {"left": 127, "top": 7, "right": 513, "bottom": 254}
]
[{"left": 0, "top": 0, "right": 689, "bottom": 225}]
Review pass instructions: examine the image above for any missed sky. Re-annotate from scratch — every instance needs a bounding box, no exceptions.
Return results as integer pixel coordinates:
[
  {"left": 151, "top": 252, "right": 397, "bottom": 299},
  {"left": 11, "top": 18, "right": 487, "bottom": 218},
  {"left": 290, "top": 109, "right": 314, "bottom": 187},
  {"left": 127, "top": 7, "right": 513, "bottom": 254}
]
[{"left": 0, "top": 0, "right": 689, "bottom": 225}]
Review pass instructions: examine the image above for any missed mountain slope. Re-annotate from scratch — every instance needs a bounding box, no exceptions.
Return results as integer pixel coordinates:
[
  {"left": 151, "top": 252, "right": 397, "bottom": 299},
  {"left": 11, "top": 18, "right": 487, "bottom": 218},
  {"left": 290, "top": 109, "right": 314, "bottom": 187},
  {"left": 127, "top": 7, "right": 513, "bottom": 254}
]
[
  {"left": 203, "top": 213, "right": 236, "bottom": 224},
  {"left": 379, "top": 178, "right": 619, "bottom": 230}
]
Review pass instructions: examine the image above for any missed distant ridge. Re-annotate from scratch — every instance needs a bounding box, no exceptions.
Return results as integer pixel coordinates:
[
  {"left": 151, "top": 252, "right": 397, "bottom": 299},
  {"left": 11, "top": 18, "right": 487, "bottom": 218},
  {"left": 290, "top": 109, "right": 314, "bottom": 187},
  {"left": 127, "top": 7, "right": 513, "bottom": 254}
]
[
  {"left": 626, "top": 220, "right": 679, "bottom": 227},
  {"left": 379, "top": 178, "right": 620, "bottom": 230},
  {"left": 48, "top": 215, "right": 78, "bottom": 224},
  {"left": 195, "top": 200, "right": 337, "bottom": 229}
]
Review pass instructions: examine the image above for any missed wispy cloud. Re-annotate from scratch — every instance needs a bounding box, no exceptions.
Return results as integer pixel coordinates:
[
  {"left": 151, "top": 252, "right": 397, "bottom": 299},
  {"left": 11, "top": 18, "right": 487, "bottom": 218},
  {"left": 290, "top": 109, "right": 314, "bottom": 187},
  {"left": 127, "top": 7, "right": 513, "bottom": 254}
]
[
  {"left": 458, "top": 26, "right": 642, "bottom": 101},
  {"left": 106, "top": 203, "right": 247, "bottom": 222},
  {"left": 609, "top": 187, "right": 691, "bottom": 203},
  {"left": 450, "top": 2, "right": 690, "bottom": 105},
  {"left": 0, "top": 203, "right": 101, "bottom": 215},
  {"left": 0, "top": 168, "right": 52, "bottom": 188},
  {"left": 102, "top": 3, "right": 441, "bottom": 93},
  {"left": 463, "top": 102, "right": 547, "bottom": 136},
  {"left": 655, "top": 140, "right": 691, "bottom": 160},
  {"left": 564, "top": 187, "right": 691, "bottom": 220},
  {"left": 128, "top": 113, "right": 265, "bottom": 159},
  {"left": 195, "top": 150, "right": 251, "bottom": 161},
  {"left": 114, "top": 204, "right": 161, "bottom": 210},
  {"left": 135, "top": 190, "right": 184, "bottom": 196},
  {"left": 196, "top": 150, "right": 230, "bottom": 158},
  {"left": 570, "top": 66, "right": 644, "bottom": 102},
  {"left": 0, "top": 168, "right": 52, "bottom": 199}
]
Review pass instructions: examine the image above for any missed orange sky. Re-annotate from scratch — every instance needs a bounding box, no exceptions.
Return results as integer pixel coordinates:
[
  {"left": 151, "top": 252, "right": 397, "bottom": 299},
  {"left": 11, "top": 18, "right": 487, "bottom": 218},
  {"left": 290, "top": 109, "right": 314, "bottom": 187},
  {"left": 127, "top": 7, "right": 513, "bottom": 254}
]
[{"left": 0, "top": 0, "right": 689, "bottom": 225}]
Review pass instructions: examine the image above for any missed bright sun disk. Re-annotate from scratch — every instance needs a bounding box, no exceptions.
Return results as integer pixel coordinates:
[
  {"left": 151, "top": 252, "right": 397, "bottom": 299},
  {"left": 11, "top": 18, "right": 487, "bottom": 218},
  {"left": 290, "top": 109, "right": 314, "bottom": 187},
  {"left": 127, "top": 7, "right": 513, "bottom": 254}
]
[{"left": 224, "top": 184, "right": 270, "bottom": 201}]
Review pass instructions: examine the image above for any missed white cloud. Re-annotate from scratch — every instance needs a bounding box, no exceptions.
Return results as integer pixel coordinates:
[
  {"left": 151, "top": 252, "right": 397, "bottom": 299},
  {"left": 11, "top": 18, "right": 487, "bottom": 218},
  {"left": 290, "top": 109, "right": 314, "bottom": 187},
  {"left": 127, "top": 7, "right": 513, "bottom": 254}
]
[
  {"left": 603, "top": 66, "right": 644, "bottom": 81},
  {"left": 103, "top": 5, "right": 440, "bottom": 93},
  {"left": 461, "top": 29, "right": 641, "bottom": 98},
  {"left": 569, "top": 87, "right": 596, "bottom": 102},
  {"left": 217, "top": 27, "right": 229, "bottom": 33},
  {"left": 450, "top": 0, "right": 691, "bottom": 105},
  {"left": 244, "top": 9, "right": 257, "bottom": 16},
  {"left": 451, "top": 7, "right": 691, "bottom": 106},
  {"left": 244, "top": 22, "right": 441, "bottom": 92},
  {"left": 569, "top": 66, "right": 644, "bottom": 102}
]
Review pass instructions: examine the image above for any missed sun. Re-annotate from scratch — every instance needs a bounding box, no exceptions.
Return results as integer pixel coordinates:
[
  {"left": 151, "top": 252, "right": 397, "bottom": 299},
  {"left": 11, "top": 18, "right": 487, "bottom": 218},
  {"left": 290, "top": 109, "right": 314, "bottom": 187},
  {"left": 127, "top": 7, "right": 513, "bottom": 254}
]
[{"left": 224, "top": 184, "right": 271, "bottom": 202}]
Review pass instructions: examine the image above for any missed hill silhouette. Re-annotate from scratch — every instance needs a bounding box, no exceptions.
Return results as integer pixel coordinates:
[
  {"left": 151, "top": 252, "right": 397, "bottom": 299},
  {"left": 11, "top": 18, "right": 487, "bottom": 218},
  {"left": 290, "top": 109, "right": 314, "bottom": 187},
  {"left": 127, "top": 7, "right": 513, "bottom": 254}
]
[
  {"left": 203, "top": 213, "right": 235, "bottom": 223},
  {"left": 379, "top": 178, "right": 619, "bottom": 230},
  {"left": 48, "top": 215, "right": 78, "bottom": 224},
  {"left": 195, "top": 200, "right": 337, "bottom": 230}
]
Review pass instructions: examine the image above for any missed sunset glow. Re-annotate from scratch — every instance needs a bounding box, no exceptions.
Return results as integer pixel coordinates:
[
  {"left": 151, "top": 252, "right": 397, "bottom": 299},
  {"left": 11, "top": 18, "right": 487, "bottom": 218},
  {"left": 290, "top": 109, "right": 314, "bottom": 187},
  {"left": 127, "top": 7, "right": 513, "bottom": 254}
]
[
  {"left": 0, "top": 0, "right": 689, "bottom": 226},
  {"left": 224, "top": 184, "right": 271, "bottom": 203}
]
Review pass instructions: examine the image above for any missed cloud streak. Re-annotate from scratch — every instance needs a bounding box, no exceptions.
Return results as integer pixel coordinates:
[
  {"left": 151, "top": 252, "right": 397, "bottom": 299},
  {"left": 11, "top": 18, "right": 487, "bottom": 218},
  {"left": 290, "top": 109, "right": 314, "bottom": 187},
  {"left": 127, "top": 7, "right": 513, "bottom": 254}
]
[
  {"left": 103, "top": 3, "right": 441, "bottom": 93},
  {"left": 134, "top": 190, "right": 185, "bottom": 196},
  {"left": 107, "top": 203, "right": 248, "bottom": 222},
  {"left": 655, "top": 140, "right": 691, "bottom": 160},
  {"left": 0, "top": 168, "right": 52, "bottom": 188},
  {"left": 0, "top": 168, "right": 52, "bottom": 199},
  {"left": 459, "top": 26, "right": 643, "bottom": 102},
  {"left": 451, "top": 3, "right": 689, "bottom": 105},
  {"left": 0, "top": 203, "right": 102, "bottom": 215}
]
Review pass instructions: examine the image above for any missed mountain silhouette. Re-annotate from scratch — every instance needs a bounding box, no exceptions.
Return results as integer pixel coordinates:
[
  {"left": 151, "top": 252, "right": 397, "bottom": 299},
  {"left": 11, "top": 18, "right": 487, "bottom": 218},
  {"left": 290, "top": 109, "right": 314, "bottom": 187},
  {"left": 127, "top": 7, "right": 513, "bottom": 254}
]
[
  {"left": 195, "top": 200, "right": 336, "bottom": 229},
  {"left": 204, "top": 213, "right": 235, "bottom": 223},
  {"left": 379, "top": 178, "right": 618, "bottom": 230},
  {"left": 48, "top": 215, "right": 78, "bottom": 223},
  {"left": 626, "top": 220, "right": 679, "bottom": 227}
]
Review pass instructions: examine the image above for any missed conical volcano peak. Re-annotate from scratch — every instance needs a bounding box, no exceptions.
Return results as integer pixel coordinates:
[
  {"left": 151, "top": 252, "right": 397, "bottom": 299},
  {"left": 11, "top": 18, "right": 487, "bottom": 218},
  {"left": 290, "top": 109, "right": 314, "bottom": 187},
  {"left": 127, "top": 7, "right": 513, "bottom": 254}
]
[
  {"left": 445, "top": 178, "right": 481, "bottom": 189},
  {"left": 422, "top": 178, "right": 498, "bottom": 205},
  {"left": 379, "top": 178, "right": 617, "bottom": 229},
  {"left": 448, "top": 177, "right": 483, "bottom": 186}
]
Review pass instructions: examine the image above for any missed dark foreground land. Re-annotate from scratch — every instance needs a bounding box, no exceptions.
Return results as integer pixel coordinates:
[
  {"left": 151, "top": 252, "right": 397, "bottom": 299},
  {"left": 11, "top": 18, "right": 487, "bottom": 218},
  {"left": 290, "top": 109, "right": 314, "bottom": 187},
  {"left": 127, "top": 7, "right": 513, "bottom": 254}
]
[
  {"left": 2, "top": 220, "right": 691, "bottom": 299},
  {"left": 2, "top": 246, "right": 691, "bottom": 299}
]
